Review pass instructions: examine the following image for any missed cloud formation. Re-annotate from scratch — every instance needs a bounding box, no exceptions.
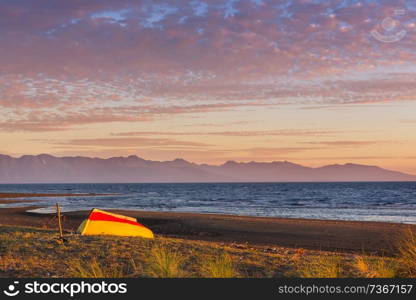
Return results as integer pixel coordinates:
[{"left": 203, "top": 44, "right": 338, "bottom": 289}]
[
  {"left": 53, "top": 137, "right": 211, "bottom": 148},
  {"left": 111, "top": 129, "right": 337, "bottom": 137},
  {"left": 1, "top": 0, "right": 416, "bottom": 131}
]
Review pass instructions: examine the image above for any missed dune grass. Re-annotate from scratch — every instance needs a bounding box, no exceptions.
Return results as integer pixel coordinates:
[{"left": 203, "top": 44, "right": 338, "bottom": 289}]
[
  {"left": 71, "top": 258, "right": 126, "bottom": 278},
  {"left": 200, "top": 252, "right": 238, "bottom": 278},
  {"left": 397, "top": 229, "right": 416, "bottom": 277},
  {"left": 295, "top": 255, "right": 343, "bottom": 278},
  {"left": 354, "top": 256, "right": 397, "bottom": 278},
  {"left": 352, "top": 228, "right": 416, "bottom": 278},
  {"left": 0, "top": 225, "right": 415, "bottom": 278},
  {"left": 147, "top": 243, "right": 185, "bottom": 278},
  {"left": 70, "top": 256, "right": 143, "bottom": 278}
]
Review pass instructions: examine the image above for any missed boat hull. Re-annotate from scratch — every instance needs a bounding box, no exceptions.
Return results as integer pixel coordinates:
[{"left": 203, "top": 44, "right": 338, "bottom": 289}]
[{"left": 77, "top": 209, "right": 154, "bottom": 239}]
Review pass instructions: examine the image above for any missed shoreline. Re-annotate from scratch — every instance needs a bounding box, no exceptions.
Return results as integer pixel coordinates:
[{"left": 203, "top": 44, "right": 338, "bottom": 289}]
[
  {"left": 1, "top": 205, "right": 414, "bottom": 255},
  {"left": 0, "top": 192, "right": 111, "bottom": 199},
  {"left": 1, "top": 193, "right": 415, "bottom": 255},
  {"left": 0, "top": 192, "right": 113, "bottom": 204}
]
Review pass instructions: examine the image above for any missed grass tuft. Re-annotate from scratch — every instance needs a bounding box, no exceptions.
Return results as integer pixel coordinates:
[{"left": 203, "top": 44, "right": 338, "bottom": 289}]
[
  {"left": 70, "top": 257, "right": 133, "bottom": 278},
  {"left": 201, "top": 252, "right": 238, "bottom": 278},
  {"left": 296, "top": 255, "right": 342, "bottom": 278},
  {"left": 397, "top": 229, "right": 416, "bottom": 277},
  {"left": 147, "top": 243, "right": 185, "bottom": 278},
  {"left": 354, "top": 256, "right": 397, "bottom": 278}
]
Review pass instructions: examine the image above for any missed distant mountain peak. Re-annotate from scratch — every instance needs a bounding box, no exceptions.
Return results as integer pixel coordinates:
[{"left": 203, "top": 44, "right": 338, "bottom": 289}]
[
  {"left": 223, "top": 160, "right": 239, "bottom": 166},
  {"left": 172, "top": 158, "right": 188, "bottom": 163},
  {"left": 168, "top": 158, "right": 193, "bottom": 166},
  {"left": 0, "top": 154, "right": 414, "bottom": 183},
  {"left": 126, "top": 155, "right": 145, "bottom": 161}
]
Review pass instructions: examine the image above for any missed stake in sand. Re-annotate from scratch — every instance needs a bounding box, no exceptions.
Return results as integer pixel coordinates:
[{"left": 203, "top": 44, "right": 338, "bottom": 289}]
[{"left": 56, "top": 203, "right": 64, "bottom": 243}]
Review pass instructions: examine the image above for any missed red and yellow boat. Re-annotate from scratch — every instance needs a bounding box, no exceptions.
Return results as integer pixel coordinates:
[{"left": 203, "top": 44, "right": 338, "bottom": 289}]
[{"left": 77, "top": 208, "right": 154, "bottom": 239}]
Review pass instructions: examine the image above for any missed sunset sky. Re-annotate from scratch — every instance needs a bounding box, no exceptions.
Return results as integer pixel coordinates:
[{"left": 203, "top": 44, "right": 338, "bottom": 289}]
[{"left": 1, "top": 0, "right": 416, "bottom": 173}]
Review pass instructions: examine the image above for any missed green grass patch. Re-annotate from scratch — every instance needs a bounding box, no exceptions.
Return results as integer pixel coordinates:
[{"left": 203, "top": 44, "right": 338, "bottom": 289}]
[{"left": 0, "top": 225, "right": 414, "bottom": 278}]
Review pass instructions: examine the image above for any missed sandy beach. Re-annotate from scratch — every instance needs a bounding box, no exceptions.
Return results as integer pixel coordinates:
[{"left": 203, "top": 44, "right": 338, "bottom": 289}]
[{"left": 1, "top": 193, "right": 414, "bottom": 256}]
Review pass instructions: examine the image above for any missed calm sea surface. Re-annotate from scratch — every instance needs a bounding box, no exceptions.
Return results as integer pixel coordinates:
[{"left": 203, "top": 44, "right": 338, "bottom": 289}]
[{"left": 1, "top": 182, "right": 416, "bottom": 224}]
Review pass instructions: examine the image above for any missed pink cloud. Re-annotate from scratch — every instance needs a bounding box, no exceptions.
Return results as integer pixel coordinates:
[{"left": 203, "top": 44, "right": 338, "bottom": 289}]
[
  {"left": 1, "top": 0, "right": 415, "bottom": 131},
  {"left": 52, "top": 137, "right": 211, "bottom": 148},
  {"left": 111, "top": 129, "right": 338, "bottom": 137}
]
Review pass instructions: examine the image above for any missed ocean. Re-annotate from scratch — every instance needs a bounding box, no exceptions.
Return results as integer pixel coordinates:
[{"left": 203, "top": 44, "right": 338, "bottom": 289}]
[{"left": 1, "top": 182, "right": 416, "bottom": 224}]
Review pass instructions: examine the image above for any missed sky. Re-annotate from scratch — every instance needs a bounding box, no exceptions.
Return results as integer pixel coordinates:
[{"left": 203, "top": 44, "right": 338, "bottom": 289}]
[{"left": 1, "top": 0, "right": 416, "bottom": 173}]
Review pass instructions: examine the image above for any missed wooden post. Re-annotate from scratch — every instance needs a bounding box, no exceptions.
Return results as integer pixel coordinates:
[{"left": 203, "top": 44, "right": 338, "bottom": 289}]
[{"left": 56, "top": 203, "right": 64, "bottom": 243}]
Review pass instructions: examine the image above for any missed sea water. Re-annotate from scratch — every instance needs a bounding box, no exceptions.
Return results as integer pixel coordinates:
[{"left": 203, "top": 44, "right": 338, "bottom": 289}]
[{"left": 1, "top": 182, "right": 416, "bottom": 224}]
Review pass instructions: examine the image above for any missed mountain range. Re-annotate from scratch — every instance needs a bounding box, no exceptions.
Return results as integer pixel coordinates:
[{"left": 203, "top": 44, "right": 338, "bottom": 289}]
[{"left": 0, "top": 154, "right": 415, "bottom": 183}]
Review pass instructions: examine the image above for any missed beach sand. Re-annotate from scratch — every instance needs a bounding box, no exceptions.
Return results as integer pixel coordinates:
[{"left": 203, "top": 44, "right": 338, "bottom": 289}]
[{"left": 1, "top": 193, "right": 414, "bottom": 255}]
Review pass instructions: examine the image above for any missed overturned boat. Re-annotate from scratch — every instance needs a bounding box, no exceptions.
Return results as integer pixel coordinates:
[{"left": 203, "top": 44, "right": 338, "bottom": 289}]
[{"left": 77, "top": 208, "right": 154, "bottom": 239}]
